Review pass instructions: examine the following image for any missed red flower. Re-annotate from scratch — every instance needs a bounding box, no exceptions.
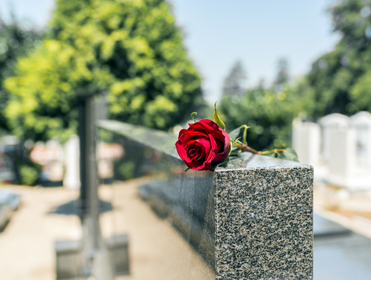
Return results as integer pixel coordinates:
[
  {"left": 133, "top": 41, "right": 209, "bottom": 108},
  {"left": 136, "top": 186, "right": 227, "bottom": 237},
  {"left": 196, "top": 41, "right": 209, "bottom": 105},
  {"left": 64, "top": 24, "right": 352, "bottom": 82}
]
[{"left": 175, "top": 119, "right": 231, "bottom": 171}]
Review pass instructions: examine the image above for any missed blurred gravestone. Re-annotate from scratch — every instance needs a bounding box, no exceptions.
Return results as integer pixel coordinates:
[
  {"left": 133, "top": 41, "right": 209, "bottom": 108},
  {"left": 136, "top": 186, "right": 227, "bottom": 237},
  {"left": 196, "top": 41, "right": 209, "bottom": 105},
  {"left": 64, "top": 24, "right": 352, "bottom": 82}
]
[
  {"left": 64, "top": 135, "right": 80, "bottom": 190},
  {"left": 350, "top": 112, "right": 371, "bottom": 166},
  {"left": 293, "top": 112, "right": 371, "bottom": 190},
  {"left": 327, "top": 126, "right": 357, "bottom": 188},
  {"left": 292, "top": 118, "right": 324, "bottom": 182},
  {"left": 30, "top": 139, "right": 64, "bottom": 187},
  {"left": 320, "top": 113, "right": 350, "bottom": 162},
  {"left": 292, "top": 118, "right": 321, "bottom": 166}
]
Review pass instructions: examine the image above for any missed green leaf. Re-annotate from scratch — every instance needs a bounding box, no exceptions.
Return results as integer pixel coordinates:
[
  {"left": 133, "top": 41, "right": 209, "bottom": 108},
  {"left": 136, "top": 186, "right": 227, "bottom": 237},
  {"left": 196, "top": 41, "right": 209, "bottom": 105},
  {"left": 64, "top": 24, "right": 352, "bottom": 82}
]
[
  {"left": 283, "top": 148, "right": 299, "bottom": 162},
  {"left": 274, "top": 151, "right": 286, "bottom": 160},
  {"left": 264, "top": 151, "right": 276, "bottom": 158},
  {"left": 228, "top": 143, "right": 240, "bottom": 156},
  {"left": 214, "top": 102, "right": 226, "bottom": 130},
  {"left": 228, "top": 127, "right": 244, "bottom": 140},
  {"left": 184, "top": 167, "right": 191, "bottom": 172},
  {"left": 267, "top": 148, "right": 299, "bottom": 162},
  {"left": 231, "top": 145, "right": 240, "bottom": 151},
  {"left": 229, "top": 146, "right": 240, "bottom": 156},
  {"left": 228, "top": 125, "right": 249, "bottom": 146},
  {"left": 190, "top": 112, "right": 197, "bottom": 122}
]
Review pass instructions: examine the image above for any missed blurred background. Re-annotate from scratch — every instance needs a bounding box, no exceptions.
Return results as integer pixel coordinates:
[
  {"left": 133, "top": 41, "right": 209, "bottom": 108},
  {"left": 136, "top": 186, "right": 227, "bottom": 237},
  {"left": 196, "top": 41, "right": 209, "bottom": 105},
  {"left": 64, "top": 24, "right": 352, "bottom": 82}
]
[{"left": 1, "top": 0, "right": 371, "bottom": 279}]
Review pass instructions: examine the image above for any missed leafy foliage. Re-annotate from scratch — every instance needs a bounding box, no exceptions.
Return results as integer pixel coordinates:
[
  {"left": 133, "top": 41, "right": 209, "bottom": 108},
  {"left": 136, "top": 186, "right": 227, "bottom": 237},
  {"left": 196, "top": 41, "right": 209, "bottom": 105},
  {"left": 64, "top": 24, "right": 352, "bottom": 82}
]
[
  {"left": 303, "top": 0, "right": 371, "bottom": 118},
  {"left": 220, "top": 85, "right": 307, "bottom": 151},
  {"left": 0, "top": 15, "right": 41, "bottom": 132},
  {"left": 19, "top": 163, "right": 40, "bottom": 186},
  {"left": 261, "top": 147, "right": 299, "bottom": 162},
  {"left": 227, "top": 125, "right": 299, "bottom": 162},
  {"left": 222, "top": 60, "right": 247, "bottom": 98},
  {"left": 274, "top": 58, "right": 289, "bottom": 92},
  {"left": 5, "top": 0, "right": 203, "bottom": 141}
]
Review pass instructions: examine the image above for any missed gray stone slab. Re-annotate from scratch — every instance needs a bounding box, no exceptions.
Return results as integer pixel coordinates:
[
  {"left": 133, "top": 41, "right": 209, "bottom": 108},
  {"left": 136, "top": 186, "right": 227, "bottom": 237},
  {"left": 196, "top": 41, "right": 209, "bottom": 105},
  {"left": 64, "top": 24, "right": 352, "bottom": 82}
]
[{"left": 214, "top": 152, "right": 313, "bottom": 280}]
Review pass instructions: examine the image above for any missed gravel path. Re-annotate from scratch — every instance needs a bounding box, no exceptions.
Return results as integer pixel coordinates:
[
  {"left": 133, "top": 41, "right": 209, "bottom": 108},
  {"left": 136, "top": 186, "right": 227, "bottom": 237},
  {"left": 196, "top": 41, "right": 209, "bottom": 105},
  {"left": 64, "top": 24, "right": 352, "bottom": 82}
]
[{"left": 0, "top": 179, "right": 214, "bottom": 279}]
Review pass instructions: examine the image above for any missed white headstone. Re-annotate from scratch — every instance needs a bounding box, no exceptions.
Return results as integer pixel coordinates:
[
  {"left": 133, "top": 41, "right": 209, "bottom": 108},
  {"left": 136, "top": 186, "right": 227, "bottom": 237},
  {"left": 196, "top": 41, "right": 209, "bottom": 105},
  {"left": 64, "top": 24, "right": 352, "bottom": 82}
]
[
  {"left": 64, "top": 135, "right": 80, "bottom": 190},
  {"left": 327, "top": 127, "right": 357, "bottom": 188},
  {"left": 319, "top": 113, "right": 350, "bottom": 162},
  {"left": 350, "top": 111, "right": 371, "bottom": 166},
  {"left": 292, "top": 119, "right": 321, "bottom": 166}
]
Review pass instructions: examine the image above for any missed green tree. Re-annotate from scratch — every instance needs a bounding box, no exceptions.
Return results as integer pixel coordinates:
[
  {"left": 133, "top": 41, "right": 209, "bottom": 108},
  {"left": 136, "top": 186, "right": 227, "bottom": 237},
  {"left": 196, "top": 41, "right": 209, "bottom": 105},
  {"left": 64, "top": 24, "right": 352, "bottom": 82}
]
[
  {"left": 274, "top": 58, "right": 289, "bottom": 93},
  {"left": 0, "top": 14, "right": 41, "bottom": 132},
  {"left": 5, "top": 0, "right": 203, "bottom": 141},
  {"left": 304, "top": 0, "right": 371, "bottom": 118},
  {"left": 220, "top": 85, "right": 307, "bottom": 151},
  {"left": 222, "top": 60, "right": 247, "bottom": 98}
]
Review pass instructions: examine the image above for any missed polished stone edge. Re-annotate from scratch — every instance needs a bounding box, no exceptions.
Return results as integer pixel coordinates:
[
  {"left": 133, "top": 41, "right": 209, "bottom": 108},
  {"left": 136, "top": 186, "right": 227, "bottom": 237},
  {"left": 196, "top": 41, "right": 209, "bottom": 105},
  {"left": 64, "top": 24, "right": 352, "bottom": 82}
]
[
  {"left": 97, "top": 120, "right": 179, "bottom": 159},
  {"left": 98, "top": 120, "right": 310, "bottom": 172},
  {"left": 216, "top": 152, "right": 310, "bottom": 172},
  {"left": 214, "top": 165, "right": 313, "bottom": 280}
]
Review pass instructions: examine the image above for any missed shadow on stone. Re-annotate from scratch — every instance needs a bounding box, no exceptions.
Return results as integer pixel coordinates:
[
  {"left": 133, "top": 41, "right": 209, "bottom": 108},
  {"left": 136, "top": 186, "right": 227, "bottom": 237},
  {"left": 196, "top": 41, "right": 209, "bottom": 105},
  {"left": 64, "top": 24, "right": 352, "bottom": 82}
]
[{"left": 48, "top": 199, "right": 113, "bottom": 216}]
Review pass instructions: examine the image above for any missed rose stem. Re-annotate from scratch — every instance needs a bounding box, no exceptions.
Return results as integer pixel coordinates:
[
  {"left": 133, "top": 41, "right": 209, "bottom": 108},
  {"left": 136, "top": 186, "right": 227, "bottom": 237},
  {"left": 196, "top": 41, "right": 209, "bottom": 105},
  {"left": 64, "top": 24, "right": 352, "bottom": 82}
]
[
  {"left": 260, "top": 149, "right": 285, "bottom": 155},
  {"left": 235, "top": 144, "right": 260, "bottom": 154},
  {"left": 236, "top": 144, "right": 285, "bottom": 155}
]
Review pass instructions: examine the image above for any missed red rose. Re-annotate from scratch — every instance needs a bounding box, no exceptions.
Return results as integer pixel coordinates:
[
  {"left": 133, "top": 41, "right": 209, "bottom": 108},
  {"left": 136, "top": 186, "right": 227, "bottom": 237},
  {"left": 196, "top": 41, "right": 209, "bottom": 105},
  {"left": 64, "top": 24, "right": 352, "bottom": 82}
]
[{"left": 175, "top": 119, "right": 231, "bottom": 171}]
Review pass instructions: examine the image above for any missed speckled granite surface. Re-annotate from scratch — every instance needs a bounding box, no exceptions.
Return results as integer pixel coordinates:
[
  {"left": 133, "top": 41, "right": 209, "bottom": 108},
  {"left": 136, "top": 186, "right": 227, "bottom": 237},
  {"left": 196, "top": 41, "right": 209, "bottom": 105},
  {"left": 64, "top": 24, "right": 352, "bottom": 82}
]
[{"left": 214, "top": 152, "right": 313, "bottom": 280}]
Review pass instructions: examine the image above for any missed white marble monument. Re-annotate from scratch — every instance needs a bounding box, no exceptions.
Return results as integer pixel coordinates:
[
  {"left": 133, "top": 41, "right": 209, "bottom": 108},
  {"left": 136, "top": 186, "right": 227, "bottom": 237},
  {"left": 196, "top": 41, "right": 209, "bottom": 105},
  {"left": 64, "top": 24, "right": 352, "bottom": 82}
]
[
  {"left": 296, "top": 112, "right": 371, "bottom": 191},
  {"left": 64, "top": 135, "right": 80, "bottom": 190},
  {"left": 326, "top": 126, "right": 357, "bottom": 188},
  {"left": 350, "top": 111, "right": 371, "bottom": 166},
  {"left": 319, "top": 113, "right": 350, "bottom": 163},
  {"left": 292, "top": 118, "right": 321, "bottom": 166}
]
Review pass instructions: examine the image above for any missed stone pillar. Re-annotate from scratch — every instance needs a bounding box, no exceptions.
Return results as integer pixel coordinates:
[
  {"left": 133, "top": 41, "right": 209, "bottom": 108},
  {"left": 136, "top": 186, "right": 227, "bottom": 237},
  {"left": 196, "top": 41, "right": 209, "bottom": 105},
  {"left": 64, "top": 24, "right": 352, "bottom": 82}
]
[{"left": 214, "top": 153, "right": 313, "bottom": 280}]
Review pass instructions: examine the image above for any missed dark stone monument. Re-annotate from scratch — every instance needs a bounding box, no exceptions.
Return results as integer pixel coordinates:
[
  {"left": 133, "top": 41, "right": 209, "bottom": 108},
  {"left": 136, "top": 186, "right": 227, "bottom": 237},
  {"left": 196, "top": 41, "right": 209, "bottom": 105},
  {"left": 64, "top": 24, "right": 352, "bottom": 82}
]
[
  {"left": 97, "top": 120, "right": 313, "bottom": 280},
  {"left": 55, "top": 93, "right": 129, "bottom": 279}
]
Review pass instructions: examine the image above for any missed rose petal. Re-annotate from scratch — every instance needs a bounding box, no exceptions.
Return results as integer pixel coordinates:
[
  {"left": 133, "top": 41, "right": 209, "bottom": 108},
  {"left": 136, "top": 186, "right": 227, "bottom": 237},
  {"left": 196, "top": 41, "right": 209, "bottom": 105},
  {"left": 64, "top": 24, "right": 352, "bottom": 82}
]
[
  {"left": 213, "top": 129, "right": 231, "bottom": 163},
  {"left": 179, "top": 130, "right": 209, "bottom": 142},
  {"left": 175, "top": 141, "right": 188, "bottom": 162},
  {"left": 184, "top": 138, "right": 210, "bottom": 163},
  {"left": 176, "top": 119, "right": 231, "bottom": 170}
]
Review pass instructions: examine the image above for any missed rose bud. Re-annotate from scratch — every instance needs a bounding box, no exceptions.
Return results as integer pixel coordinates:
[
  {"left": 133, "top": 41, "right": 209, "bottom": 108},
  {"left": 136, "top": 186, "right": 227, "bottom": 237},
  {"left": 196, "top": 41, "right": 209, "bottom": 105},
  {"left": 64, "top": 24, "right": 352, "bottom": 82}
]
[{"left": 175, "top": 119, "right": 231, "bottom": 171}]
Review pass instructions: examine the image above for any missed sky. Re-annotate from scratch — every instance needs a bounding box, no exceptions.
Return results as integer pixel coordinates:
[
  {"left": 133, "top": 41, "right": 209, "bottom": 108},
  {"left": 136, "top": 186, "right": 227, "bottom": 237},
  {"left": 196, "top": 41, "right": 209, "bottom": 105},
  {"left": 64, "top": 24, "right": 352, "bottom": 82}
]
[
  {"left": 0, "top": 0, "right": 340, "bottom": 104},
  {"left": 0, "top": 0, "right": 54, "bottom": 28},
  {"left": 171, "top": 0, "right": 341, "bottom": 103}
]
